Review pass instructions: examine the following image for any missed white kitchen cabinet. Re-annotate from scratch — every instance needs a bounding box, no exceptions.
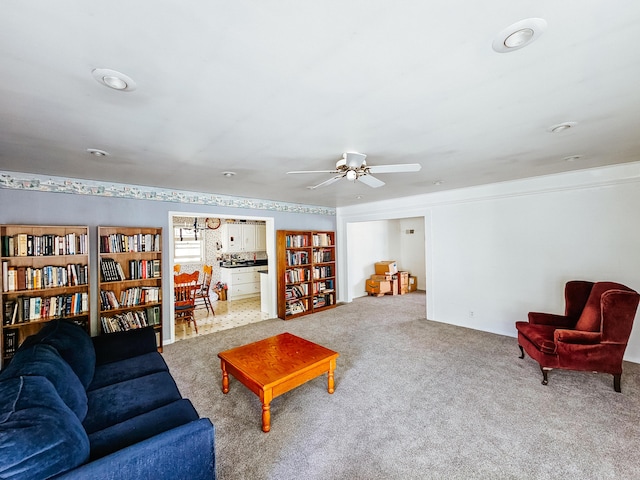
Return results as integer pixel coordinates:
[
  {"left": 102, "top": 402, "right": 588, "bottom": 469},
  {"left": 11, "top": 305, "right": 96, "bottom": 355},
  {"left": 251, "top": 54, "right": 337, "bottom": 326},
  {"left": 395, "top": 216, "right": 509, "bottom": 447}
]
[
  {"left": 220, "top": 265, "right": 262, "bottom": 300},
  {"left": 220, "top": 224, "right": 266, "bottom": 253}
]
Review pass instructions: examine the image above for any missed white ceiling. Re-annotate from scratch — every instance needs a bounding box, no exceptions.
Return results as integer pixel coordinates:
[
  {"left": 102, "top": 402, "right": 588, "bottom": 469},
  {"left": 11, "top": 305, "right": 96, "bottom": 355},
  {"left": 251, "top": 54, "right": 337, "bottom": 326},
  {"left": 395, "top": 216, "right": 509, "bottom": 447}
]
[{"left": 1, "top": 1, "right": 639, "bottom": 208}]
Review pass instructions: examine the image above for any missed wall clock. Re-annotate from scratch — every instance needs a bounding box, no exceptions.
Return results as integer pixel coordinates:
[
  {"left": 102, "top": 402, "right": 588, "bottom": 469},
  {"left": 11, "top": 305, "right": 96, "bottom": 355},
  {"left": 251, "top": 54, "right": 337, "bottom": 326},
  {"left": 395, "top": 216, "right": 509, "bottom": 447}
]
[{"left": 205, "top": 217, "right": 221, "bottom": 230}]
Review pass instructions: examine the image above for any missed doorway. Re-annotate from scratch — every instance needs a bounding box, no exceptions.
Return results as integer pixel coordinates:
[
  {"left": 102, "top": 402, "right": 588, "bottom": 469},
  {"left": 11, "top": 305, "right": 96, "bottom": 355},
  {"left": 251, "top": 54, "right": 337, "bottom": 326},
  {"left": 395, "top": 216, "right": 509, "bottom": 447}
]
[{"left": 168, "top": 212, "right": 277, "bottom": 343}]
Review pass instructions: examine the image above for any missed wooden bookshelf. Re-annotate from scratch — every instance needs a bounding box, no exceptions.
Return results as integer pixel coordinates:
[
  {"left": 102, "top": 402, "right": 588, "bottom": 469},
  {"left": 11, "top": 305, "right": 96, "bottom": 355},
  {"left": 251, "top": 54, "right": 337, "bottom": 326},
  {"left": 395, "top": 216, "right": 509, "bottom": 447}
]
[
  {"left": 276, "top": 230, "right": 336, "bottom": 320},
  {"left": 1, "top": 225, "right": 90, "bottom": 367},
  {"left": 98, "top": 227, "right": 163, "bottom": 350}
]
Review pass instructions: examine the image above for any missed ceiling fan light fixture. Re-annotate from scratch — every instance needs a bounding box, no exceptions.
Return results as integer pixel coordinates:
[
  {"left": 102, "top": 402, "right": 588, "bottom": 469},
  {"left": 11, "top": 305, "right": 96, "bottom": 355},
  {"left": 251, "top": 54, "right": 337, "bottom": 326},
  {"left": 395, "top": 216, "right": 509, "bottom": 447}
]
[
  {"left": 492, "top": 18, "right": 547, "bottom": 53},
  {"left": 346, "top": 170, "right": 357, "bottom": 182}
]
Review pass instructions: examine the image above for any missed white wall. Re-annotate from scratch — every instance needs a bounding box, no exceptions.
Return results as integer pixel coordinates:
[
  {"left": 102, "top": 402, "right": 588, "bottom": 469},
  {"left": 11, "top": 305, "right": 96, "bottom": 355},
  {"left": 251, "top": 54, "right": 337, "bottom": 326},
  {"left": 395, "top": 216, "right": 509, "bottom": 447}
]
[{"left": 337, "top": 162, "right": 640, "bottom": 363}]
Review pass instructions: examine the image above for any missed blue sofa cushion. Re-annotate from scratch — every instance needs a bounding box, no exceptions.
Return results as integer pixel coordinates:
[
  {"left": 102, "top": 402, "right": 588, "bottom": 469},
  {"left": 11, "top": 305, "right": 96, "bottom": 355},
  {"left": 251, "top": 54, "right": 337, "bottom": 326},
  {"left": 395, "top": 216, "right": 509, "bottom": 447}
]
[
  {"left": 83, "top": 371, "right": 183, "bottom": 434},
  {"left": 0, "top": 344, "right": 88, "bottom": 420},
  {"left": 88, "top": 399, "right": 200, "bottom": 460},
  {"left": 88, "top": 351, "right": 169, "bottom": 391},
  {"left": 18, "top": 319, "right": 96, "bottom": 388},
  {"left": 0, "top": 376, "right": 90, "bottom": 479}
]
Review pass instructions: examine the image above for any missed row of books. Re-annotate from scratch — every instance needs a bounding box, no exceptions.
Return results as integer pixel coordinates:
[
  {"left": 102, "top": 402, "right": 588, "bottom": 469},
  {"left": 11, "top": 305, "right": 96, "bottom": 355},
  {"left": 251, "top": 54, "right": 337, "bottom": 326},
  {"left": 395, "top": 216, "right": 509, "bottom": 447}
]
[
  {"left": 99, "top": 286, "right": 161, "bottom": 311},
  {"left": 285, "top": 234, "right": 310, "bottom": 248},
  {"left": 2, "top": 262, "right": 88, "bottom": 292},
  {"left": 129, "top": 259, "right": 161, "bottom": 279},
  {"left": 2, "top": 293, "right": 88, "bottom": 325},
  {"left": 313, "top": 265, "right": 333, "bottom": 279},
  {"left": 285, "top": 284, "right": 308, "bottom": 300},
  {"left": 312, "top": 249, "right": 333, "bottom": 263},
  {"left": 99, "top": 233, "right": 161, "bottom": 253},
  {"left": 312, "top": 279, "right": 335, "bottom": 294},
  {"left": 100, "top": 306, "right": 160, "bottom": 334},
  {"left": 313, "top": 292, "right": 335, "bottom": 308},
  {"left": 100, "top": 258, "right": 126, "bottom": 282},
  {"left": 286, "top": 251, "right": 308, "bottom": 266},
  {"left": 3, "top": 330, "right": 17, "bottom": 357},
  {"left": 312, "top": 233, "right": 332, "bottom": 247},
  {"left": 1, "top": 233, "right": 88, "bottom": 257},
  {"left": 285, "top": 268, "right": 311, "bottom": 284},
  {"left": 285, "top": 300, "right": 307, "bottom": 316}
]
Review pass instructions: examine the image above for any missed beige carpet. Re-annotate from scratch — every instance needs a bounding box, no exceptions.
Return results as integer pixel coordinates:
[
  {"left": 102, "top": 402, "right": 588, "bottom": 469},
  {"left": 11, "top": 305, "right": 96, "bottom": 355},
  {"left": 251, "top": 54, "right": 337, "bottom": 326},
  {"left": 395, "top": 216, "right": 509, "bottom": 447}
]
[{"left": 162, "top": 292, "right": 640, "bottom": 480}]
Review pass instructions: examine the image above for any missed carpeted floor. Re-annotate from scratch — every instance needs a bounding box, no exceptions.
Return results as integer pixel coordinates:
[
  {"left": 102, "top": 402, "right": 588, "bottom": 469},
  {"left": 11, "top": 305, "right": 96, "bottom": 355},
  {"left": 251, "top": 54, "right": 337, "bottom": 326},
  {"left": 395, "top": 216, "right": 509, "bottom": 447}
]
[{"left": 162, "top": 292, "right": 640, "bottom": 480}]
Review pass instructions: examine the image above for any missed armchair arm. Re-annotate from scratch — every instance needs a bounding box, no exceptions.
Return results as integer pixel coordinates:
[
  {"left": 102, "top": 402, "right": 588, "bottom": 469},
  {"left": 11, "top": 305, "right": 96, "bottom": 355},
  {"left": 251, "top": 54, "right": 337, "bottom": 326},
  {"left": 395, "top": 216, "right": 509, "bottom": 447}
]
[
  {"left": 528, "top": 312, "right": 575, "bottom": 328},
  {"left": 92, "top": 327, "right": 158, "bottom": 366},
  {"left": 53, "top": 419, "right": 215, "bottom": 480},
  {"left": 554, "top": 329, "right": 601, "bottom": 345}
]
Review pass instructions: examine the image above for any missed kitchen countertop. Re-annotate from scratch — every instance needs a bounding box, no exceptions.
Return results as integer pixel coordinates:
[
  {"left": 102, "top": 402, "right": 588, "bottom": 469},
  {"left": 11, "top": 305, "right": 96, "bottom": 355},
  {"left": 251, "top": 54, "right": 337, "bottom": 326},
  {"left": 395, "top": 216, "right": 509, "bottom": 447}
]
[{"left": 219, "top": 259, "right": 268, "bottom": 269}]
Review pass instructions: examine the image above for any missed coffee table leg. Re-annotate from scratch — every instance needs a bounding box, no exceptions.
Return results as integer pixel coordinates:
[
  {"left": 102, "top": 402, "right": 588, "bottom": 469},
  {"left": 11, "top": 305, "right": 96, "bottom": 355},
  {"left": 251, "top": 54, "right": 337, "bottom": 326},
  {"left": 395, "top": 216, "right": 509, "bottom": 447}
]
[
  {"left": 221, "top": 361, "right": 229, "bottom": 394},
  {"left": 328, "top": 358, "right": 336, "bottom": 394},
  {"left": 261, "top": 389, "right": 273, "bottom": 432}
]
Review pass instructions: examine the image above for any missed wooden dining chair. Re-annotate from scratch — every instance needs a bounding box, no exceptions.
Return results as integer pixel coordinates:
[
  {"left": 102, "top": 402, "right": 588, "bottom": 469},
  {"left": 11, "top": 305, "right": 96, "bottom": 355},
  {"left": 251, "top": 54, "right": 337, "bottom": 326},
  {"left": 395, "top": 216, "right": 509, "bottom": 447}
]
[
  {"left": 174, "top": 271, "right": 199, "bottom": 333},
  {"left": 195, "top": 265, "right": 214, "bottom": 316}
]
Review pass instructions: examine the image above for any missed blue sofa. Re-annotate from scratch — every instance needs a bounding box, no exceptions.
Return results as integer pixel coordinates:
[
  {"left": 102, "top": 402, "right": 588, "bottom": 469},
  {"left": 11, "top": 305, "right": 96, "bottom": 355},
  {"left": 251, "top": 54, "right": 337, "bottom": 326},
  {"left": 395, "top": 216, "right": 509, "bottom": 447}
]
[{"left": 0, "top": 320, "right": 215, "bottom": 479}]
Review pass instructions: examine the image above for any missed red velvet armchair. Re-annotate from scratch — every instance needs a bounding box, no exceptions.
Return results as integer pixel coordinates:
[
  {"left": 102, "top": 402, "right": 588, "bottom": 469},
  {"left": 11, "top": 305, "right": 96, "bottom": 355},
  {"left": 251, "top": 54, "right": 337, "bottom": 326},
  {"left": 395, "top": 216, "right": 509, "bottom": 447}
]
[{"left": 516, "top": 281, "right": 639, "bottom": 392}]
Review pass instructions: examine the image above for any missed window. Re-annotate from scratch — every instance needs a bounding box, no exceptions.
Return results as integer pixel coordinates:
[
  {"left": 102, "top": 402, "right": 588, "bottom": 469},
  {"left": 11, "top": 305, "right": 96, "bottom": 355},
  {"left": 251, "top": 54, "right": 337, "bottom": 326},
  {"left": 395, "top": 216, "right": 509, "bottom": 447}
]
[{"left": 174, "top": 227, "right": 203, "bottom": 264}]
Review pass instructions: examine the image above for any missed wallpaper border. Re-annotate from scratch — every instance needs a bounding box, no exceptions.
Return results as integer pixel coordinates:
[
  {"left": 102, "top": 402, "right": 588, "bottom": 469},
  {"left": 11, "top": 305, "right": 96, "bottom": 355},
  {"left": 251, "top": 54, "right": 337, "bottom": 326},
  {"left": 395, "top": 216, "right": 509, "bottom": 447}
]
[{"left": 0, "top": 171, "right": 335, "bottom": 216}]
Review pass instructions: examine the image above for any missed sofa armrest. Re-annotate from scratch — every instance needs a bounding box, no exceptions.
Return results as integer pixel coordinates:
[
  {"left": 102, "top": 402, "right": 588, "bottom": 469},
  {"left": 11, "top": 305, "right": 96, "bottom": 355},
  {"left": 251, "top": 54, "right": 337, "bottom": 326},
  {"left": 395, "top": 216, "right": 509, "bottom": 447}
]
[
  {"left": 92, "top": 327, "right": 158, "bottom": 366},
  {"left": 528, "top": 312, "right": 575, "bottom": 328},
  {"left": 554, "top": 329, "right": 601, "bottom": 345},
  {"left": 52, "top": 419, "right": 215, "bottom": 480}
]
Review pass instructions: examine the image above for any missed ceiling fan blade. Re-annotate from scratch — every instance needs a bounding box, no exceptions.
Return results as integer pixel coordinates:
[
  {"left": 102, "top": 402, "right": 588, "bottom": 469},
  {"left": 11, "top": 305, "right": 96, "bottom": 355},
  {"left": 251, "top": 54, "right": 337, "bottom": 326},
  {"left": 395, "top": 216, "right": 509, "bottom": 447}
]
[
  {"left": 344, "top": 152, "right": 367, "bottom": 168},
  {"left": 367, "top": 163, "right": 422, "bottom": 174},
  {"left": 287, "top": 169, "right": 339, "bottom": 175},
  {"left": 358, "top": 173, "right": 385, "bottom": 188},
  {"left": 307, "top": 175, "right": 344, "bottom": 189}
]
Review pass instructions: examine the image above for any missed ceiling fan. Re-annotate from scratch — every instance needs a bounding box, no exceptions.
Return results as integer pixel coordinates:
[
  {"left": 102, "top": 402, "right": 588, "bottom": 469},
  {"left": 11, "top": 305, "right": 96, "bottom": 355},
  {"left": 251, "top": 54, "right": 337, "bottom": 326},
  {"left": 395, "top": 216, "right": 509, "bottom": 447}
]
[{"left": 287, "top": 152, "right": 422, "bottom": 190}]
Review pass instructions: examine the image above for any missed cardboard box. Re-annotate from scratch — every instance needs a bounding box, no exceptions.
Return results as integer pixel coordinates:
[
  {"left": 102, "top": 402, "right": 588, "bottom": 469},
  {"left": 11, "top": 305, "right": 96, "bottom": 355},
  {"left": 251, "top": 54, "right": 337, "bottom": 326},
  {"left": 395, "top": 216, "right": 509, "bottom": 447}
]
[
  {"left": 366, "top": 279, "right": 392, "bottom": 296},
  {"left": 408, "top": 275, "right": 417, "bottom": 292},
  {"left": 374, "top": 261, "right": 398, "bottom": 275},
  {"left": 398, "top": 271, "right": 409, "bottom": 285},
  {"left": 370, "top": 274, "right": 392, "bottom": 282}
]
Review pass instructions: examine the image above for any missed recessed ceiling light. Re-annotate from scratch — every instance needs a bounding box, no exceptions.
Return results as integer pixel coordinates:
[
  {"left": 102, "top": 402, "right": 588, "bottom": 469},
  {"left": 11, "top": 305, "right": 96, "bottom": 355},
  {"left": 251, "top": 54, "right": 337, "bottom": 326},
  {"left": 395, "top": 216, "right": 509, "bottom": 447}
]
[
  {"left": 492, "top": 18, "right": 547, "bottom": 53},
  {"left": 87, "top": 148, "right": 109, "bottom": 157},
  {"left": 222, "top": 171, "right": 236, "bottom": 178},
  {"left": 433, "top": 180, "right": 443, "bottom": 186},
  {"left": 548, "top": 122, "right": 577, "bottom": 133},
  {"left": 91, "top": 68, "right": 137, "bottom": 92}
]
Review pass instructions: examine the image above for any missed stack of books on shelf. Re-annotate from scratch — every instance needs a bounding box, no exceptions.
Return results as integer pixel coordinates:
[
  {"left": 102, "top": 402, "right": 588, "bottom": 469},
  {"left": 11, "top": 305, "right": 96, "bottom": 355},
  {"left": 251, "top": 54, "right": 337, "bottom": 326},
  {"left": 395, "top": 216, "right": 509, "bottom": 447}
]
[
  {"left": 313, "top": 265, "right": 333, "bottom": 279},
  {"left": 128, "top": 259, "right": 161, "bottom": 279},
  {"left": 2, "top": 262, "right": 88, "bottom": 291},
  {"left": 285, "top": 234, "right": 309, "bottom": 248},
  {"left": 99, "top": 233, "right": 161, "bottom": 253},
  {"left": 101, "top": 310, "right": 150, "bottom": 333},
  {"left": 285, "top": 268, "right": 310, "bottom": 283},
  {"left": 285, "top": 284, "right": 308, "bottom": 300},
  {"left": 312, "top": 233, "right": 332, "bottom": 247},
  {"left": 312, "top": 279, "right": 334, "bottom": 294},
  {"left": 5, "top": 293, "right": 88, "bottom": 323},
  {"left": 286, "top": 300, "right": 306, "bottom": 316},
  {"left": 286, "top": 250, "right": 309, "bottom": 266},
  {"left": 3, "top": 330, "right": 17, "bottom": 356},
  {"left": 100, "top": 258, "right": 125, "bottom": 282},
  {"left": 313, "top": 249, "right": 333, "bottom": 263},
  {"left": 1, "top": 233, "right": 88, "bottom": 257}
]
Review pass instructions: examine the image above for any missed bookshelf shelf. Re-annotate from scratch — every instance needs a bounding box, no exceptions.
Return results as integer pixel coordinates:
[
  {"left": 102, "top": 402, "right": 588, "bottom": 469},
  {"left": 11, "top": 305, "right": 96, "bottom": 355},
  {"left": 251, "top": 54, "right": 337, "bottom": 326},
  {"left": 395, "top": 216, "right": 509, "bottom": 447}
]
[
  {"left": 1, "top": 224, "right": 90, "bottom": 367},
  {"left": 276, "top": 230, "right": 337, "bottom": 320},
  {"left": 98, "top": 227, "right": 163, "bottom": 350}
]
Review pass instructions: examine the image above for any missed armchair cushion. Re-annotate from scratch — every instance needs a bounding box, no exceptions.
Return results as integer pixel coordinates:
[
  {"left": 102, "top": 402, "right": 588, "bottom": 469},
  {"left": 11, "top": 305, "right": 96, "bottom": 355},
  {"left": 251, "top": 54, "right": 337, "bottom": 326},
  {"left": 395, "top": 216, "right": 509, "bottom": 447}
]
[
  {"left": 527, "top": 312, "right": 575, "bottom": 328},
  {"left": 515, "top": 322, "right": 558, "bottom": 354}
]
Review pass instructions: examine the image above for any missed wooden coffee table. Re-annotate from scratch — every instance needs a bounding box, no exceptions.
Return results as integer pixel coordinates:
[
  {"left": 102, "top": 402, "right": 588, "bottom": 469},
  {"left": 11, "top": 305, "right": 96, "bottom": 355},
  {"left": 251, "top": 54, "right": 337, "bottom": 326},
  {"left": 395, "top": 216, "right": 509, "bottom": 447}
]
[{"left": 217, "top": 332, "right": 339, "bottom": 432}]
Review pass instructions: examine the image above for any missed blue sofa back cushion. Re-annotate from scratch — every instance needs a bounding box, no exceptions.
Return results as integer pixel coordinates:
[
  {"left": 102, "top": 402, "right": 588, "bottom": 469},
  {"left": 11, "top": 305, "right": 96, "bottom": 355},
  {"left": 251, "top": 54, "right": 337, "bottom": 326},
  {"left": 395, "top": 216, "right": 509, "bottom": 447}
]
[
  {"left": 0, "top": 344, "right": 88, "bottom": 421},
  {"left": 0, "top": 376, "right": 90, "bottom": 479},
  {"left": 18, "top": 319, "right": 96, "bottom": 388}
]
